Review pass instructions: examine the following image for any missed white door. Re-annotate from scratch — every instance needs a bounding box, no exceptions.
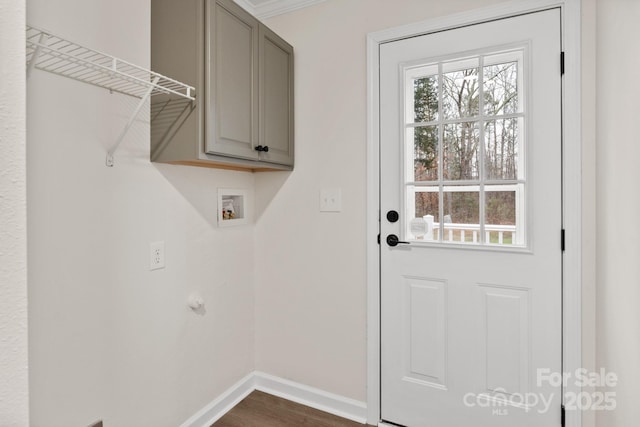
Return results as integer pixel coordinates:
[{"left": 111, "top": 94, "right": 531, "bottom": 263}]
[{"left": 380, "top": 9, "right": 562, "bottom": 427}]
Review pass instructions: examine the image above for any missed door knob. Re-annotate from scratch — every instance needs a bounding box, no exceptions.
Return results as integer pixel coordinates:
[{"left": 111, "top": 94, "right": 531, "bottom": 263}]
[{"left": 386, "top": 234, "right": 410, "bottom": 247}]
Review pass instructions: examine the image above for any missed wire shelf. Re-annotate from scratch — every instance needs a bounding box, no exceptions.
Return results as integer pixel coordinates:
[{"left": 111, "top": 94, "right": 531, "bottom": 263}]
[
  {"left": 26, "top": 25, "right": 196, "bottom": 166},
  {"left": 26, "top": 25, "right": 195, "bottom": 101}
]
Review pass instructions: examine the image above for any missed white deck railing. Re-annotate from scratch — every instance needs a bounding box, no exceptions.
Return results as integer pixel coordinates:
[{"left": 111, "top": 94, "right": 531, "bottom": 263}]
[{"left": 432, "top": 222, "right": 517, "bottom": 245}]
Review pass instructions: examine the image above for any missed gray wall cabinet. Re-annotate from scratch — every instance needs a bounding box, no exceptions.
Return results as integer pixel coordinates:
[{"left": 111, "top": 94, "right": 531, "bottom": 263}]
[{"left": 151, "top": 0, "right": 294, "bottom": 171}]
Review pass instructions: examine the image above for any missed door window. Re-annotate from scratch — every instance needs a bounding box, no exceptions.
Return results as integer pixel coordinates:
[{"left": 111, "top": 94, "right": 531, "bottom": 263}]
[{"left": 404, "top": 49, "right": 526, "bottom": 246}]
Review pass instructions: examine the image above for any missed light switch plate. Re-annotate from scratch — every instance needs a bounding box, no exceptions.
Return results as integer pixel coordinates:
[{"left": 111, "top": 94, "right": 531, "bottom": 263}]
[{"left": 320, "top": 188, "right": 342, "bottom": 212}]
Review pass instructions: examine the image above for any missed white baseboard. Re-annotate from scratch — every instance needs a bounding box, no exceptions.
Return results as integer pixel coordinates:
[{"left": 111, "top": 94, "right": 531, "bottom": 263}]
[
  {"left": 179, "top": 372, "right": 255, "bottom": 427},
  {"left": 253, "top": 371, "right": 368, "bottom": 424},
  {"left": 180, "top": 371, "right": 368, "bottom": 427}
]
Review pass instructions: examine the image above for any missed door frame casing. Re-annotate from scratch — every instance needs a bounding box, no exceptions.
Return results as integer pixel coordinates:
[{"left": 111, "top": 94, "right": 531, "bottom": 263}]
[{"left": 365, "top": 0, "right": 582, "bottom": 426}]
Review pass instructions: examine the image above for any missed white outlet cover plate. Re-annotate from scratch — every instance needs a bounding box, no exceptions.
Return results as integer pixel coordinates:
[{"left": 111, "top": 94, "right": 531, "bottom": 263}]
[
  {"left": 320, "top": 188, "right": 342, "bottom": 212},
  {"left": 149, "top": 241, "right": 165, "bottom": 271}
]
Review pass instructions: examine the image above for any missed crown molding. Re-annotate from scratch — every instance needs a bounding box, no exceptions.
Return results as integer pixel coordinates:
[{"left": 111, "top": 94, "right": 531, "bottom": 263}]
[{"left": 234, "top": 0, "right": 326, "bottom": 20}]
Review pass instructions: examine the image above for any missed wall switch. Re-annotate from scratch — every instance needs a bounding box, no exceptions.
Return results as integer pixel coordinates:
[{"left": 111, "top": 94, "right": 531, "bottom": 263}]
[
  {"left": 149, "top": 241, "right": 165, "bottom": 271},
  {"left": 320, "top": 188, "right": 342, "bottom": 212}
]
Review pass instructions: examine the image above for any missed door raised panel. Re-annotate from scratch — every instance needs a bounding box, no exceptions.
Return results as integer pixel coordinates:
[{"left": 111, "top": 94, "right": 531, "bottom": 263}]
[
  {"left": 480, "top": 284, "right": 530, "bottom": 398},
  {"left": 259, "top": 26, "right": 294, "bottom": 166},
  {"left": 206, "top": 0, "right": 259, "bottom": 159},
  {"left": 403, "top": 276, "right": 447, "bottom": 388}
]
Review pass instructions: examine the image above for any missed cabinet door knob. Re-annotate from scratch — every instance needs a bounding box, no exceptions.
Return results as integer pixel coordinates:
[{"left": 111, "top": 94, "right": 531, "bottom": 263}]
[
  {"left": 262, "top": 145, "right": 269, "bottom": 152},
  {"left": 255, "top": 145, "right": 264, "bottom": 152}
]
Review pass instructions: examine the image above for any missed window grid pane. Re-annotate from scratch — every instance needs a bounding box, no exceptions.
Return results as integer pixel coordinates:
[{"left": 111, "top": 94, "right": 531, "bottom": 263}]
[{"left": 404, "top": 49, "right": 526, "bottom": 247}]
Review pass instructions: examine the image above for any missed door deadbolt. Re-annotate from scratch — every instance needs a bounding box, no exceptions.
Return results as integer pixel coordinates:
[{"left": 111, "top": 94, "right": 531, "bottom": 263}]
[{"left": 386, "top": 210, "right": 399, "bottom": 223}]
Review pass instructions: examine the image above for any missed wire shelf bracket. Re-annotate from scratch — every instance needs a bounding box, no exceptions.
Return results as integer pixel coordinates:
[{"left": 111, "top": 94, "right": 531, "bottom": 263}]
[{"left": 26, "top": 25, "right": 196, "bottom": 167}]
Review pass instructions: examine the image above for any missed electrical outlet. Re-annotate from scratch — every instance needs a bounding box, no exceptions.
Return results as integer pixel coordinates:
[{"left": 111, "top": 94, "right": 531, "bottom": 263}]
[
  {"left": 149, "top": 241, "right": 165, "bottom": 271},
  {"left": 320, "top": 188, "right": 342, "bottom": 212}
]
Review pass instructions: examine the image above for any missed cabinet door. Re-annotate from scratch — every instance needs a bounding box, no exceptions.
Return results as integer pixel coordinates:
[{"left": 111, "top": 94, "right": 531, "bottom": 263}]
[
  {"left": 206, "top": 0, "right": 259, "bottom": 160},
  {"left": 258, "top": 24, "right": 294, "bottom": 166}
]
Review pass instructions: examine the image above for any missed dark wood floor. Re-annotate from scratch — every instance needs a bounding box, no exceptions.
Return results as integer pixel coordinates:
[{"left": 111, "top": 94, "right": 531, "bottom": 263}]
[{"left": 212, "top": 391, "right": 367, "bottom": 427}]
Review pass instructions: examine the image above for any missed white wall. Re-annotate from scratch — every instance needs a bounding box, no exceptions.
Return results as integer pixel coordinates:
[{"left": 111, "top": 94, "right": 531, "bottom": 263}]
[
  {"left": 596, "top": 0, "right": 640, "bottom": 425},
  {"left": 0, "top": 0, "right": 29, "bottom": 426},
  {"left": 255, "top": 0, "right": 504, "bottom": 402},
  {"left": 581, "top": 0, "right": 599, "bottom": 427},
  {"left": 581, "top": 1, "right": 597, "bottom": 427},
  {"left": 27, "top": 1, "right": 255, "bottom": 425}
]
